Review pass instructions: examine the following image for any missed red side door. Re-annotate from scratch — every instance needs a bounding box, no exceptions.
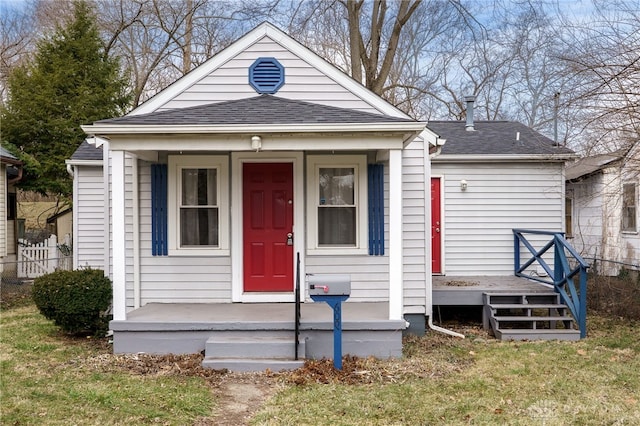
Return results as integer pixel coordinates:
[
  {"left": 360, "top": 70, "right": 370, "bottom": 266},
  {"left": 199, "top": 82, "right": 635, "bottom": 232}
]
[
  {"left": 243, "top": 163, "right": 294, "bottom": 292},
  {"left": 431, "top": 177, "right": 442, "bottom": 274}
]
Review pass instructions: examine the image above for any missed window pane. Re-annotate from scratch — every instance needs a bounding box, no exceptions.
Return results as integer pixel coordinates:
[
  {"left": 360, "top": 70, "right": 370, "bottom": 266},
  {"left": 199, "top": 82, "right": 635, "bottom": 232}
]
[
  {"left": 182, "top": 169, "right": 217, "bottom": 206},
  {"left": 318, "top": 207, "right": 356, "bottom": 245},
  {"left": 180, "top": 207, "right": 219, "bottom": 246},
  {"left": 622, "top": 184, "right": 637, "bottom": 231},
  {"left": 319, "top": 168, "right": 354, "bottom": 205}
]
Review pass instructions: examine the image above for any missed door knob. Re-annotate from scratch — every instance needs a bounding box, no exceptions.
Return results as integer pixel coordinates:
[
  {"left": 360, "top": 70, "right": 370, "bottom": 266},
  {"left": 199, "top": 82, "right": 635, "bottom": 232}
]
[{"left": 286, "top": 233, "right": 294, "bottom": 245}]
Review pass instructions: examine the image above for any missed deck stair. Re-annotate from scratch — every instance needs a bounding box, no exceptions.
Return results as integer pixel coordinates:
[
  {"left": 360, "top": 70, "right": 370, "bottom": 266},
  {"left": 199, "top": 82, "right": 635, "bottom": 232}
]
[
  {"left": 483, "top": 292, "right": 581, "bottom": 341},
  {"left": 201, "top": 334, "right": 306, "bottom": 372}
]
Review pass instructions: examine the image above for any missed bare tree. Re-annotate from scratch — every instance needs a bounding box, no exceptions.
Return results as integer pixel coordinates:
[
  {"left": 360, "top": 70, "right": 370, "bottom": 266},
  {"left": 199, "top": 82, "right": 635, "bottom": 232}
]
[{"left": 0, "top": 2, "right": 36, "bottom": 104}]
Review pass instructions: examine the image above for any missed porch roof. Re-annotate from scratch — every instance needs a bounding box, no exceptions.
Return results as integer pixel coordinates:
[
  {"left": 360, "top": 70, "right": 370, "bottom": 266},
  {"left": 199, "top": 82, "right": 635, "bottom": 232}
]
[{"left": 82, "top": 95, "right": 425, "bottom": 139}]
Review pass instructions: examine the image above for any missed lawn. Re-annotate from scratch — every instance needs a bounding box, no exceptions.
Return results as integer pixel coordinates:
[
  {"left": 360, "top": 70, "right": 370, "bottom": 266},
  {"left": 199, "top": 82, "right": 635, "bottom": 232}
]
[
  {"left": 0, "top": 305, "right": 216, "bottom": 425},
  {"left": 1, "top": 301, "right": 638, "bottom": 425},
  {"left": 253, "top": 316, "right": 640, "bottom": 425}
]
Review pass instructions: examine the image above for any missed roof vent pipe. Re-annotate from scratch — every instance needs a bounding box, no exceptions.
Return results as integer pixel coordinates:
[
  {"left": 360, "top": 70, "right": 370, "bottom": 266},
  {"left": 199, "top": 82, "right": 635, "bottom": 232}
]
[{"left": 465, "top": 95, "right": 475, "bottom": 131}]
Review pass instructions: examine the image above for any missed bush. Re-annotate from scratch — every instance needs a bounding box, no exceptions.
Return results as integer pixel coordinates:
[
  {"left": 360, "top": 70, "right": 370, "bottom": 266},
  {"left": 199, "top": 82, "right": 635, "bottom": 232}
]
[{"left": 32, "top": 269, "right": 112, "bottom": 335}]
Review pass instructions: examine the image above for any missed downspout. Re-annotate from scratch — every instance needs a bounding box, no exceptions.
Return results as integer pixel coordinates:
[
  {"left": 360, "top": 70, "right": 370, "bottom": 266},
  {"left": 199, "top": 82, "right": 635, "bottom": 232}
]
[
  {"left": 8, "top": 164, "right": 23, "bottom": 184},
  {"left": 423, "top": 132, "right": 464, "bottom": 338}
]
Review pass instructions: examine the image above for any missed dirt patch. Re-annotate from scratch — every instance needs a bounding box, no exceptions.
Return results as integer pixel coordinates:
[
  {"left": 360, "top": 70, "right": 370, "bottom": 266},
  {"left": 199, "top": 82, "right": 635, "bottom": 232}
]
[
  {"left": 200, "top": 373, "right": 280, "bottom": 426},
  {"left": 0, "top": 279, "right": 33, "bottom": 310}
]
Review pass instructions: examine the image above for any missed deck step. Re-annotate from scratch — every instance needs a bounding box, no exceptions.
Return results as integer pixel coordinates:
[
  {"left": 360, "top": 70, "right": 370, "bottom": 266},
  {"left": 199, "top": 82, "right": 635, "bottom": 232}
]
[
  {"left": 487, "top": 303, "right": 568, "bottom": 310},
  {"left": 202, "top": 335, "right": 305, "bottom": 372},
  {"left": 492, "top": 316, "right": 573, "bottom": 322},
  {"left": 483, "top": 292, "right": 579, "bottom": 341}
]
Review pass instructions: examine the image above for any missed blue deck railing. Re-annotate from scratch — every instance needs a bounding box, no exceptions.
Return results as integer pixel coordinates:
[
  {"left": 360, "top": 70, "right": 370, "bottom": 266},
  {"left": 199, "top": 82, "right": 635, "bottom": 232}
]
[{"left": 513, "top": 229, "right": 590, "bottom": 338}]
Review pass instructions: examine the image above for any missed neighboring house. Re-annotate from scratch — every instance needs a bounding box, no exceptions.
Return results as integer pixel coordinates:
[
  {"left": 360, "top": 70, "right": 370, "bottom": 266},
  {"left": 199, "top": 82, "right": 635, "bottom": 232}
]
[
  {"left": 426, "top": 97, "right": 576, "bottom": 277},
  {"left": 46, "top": 207, "right": 73, "bottom": 242},
  {"left": 66, "top": 141, "right": 104, "bottom": 270},
  {"left": 1, "top": 146, "right": 22, "bottom": 275},
  {"left": 74, "top": 23, "right": 431, "bottom": 362},
  {"left": 565, "top": 142, "right": 640, "bottom": 275}
]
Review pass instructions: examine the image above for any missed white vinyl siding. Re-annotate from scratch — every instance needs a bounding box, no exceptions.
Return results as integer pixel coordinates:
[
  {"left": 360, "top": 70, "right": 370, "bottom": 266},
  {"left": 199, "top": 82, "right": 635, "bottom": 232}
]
[
  {"left": 161, "top": 37, "right": 379, "bottom": 113},
  {"left": 138, "top": 161, "right": 232, "bottom": 305},
  {"left": 433, "top": 162, "right": 565, "bottom": 276},
  {"left": 75, "top": 166, "right": 105, "bottom": 269},
  {"left": 402, "top": 140, "right": 428, "bottom": 313}
]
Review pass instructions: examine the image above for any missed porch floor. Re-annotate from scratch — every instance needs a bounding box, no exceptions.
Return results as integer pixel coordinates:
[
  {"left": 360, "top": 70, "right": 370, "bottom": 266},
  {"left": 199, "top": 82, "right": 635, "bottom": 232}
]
[
  {"left": 433, "top": 275, "right": 553, "bottom": 305},
  {"left": 114, "top": 301, "right": 397, "bottom": 330},
  {"left": 110, "top": 302, "right": 406, "bottom": 358}
]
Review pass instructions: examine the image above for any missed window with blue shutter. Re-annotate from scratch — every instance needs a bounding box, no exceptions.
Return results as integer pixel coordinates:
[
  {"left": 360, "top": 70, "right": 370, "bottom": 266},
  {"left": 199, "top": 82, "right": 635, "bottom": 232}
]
[
  {"left": 368, "top": 164, "right": 384, "bottom": 255},
  {"left": 249, "top": 57, "right": 285, "bottom": 94},
  {"left": 151, "top": 164, "right": 168, "bottom": 256}
]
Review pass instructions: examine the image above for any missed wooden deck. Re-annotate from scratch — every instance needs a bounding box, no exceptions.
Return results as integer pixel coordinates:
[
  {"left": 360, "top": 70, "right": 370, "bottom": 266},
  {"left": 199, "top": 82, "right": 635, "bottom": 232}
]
[{"left": 433, "top": 275, "right": 553, "bottom": 305}]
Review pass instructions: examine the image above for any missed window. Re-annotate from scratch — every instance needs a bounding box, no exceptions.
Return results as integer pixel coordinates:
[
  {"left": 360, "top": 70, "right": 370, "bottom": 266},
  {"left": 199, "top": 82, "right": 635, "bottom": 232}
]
[
  {"left": 307, "top": 155, "right": 367, "bottom": 254},
  {"left": 622, "top": 183, "right": 637, "bottom": 232},
  {"left": 565, "top": 191, "right": 573, "bottom": 237},
  {"left": 168, "top": 155, "right": 229, "bottom": 255}
]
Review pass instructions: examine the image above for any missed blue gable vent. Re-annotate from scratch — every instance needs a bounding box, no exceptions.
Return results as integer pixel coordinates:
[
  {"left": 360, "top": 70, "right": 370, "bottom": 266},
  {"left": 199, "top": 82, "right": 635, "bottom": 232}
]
[{"left": 249, "top": 57, "right": 285, "bottom": 94}]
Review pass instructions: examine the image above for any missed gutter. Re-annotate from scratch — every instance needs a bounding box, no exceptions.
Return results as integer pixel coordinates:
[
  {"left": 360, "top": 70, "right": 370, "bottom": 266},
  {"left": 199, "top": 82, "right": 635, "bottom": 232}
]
[
  {"left": 432, "top": 154, "right": 577, "bottom": 162},
  {"left": 81, "top": 121, "right": 426, "bottom": 135}
]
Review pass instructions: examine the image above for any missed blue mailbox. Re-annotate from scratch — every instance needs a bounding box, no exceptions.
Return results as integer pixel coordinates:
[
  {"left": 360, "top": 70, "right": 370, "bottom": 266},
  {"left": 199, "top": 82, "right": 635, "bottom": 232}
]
[{"left": 308, "top": 274, "right": 351, "bottom": 370}]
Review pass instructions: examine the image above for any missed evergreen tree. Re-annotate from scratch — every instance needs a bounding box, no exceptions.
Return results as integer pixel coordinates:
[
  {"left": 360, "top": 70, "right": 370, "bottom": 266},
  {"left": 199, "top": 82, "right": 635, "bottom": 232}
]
[{"left": 1, "top": 1, "right": 130, "bottom": 197}]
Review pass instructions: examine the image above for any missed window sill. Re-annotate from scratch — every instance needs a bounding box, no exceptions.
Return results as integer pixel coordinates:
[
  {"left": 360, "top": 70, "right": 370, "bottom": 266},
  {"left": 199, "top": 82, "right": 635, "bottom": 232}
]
[
  {"left": 168, "top": 248, "right": 230, "bottom": 257},
  {"left": 307, "top": 247, "right": 369, "bottom": 256}
]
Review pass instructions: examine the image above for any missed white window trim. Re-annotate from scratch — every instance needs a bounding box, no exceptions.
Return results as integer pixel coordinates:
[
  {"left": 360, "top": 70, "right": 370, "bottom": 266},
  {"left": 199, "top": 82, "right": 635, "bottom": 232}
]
[
  {"left": 621, "top": 181, "right": 638, "bottom": 234},
  {"left": 306, "top": 155, "right": 368, "bottom": 255},
  {"left": 168, "top": 155, "right": 229, "bottom": 256}
]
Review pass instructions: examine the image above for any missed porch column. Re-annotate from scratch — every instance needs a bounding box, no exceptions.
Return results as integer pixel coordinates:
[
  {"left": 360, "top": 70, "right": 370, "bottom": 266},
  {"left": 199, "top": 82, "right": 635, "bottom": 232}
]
[
  {"left": 389, "top": 149, "right": 403, "bottom": 320},
  {"left": 111, "top": 150, "right": 127, "bottom": 321}
]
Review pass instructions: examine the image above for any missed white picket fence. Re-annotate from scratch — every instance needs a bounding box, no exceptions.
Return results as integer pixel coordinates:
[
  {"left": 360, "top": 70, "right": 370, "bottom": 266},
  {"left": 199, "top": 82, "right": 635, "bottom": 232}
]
[{"left": 17, "top": 235, "right": 72, "bottom": 278}]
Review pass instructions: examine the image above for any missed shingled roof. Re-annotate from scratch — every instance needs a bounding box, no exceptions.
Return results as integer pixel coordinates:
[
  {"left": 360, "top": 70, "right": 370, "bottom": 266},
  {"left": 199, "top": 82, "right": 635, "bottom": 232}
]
[
  {"left": 95, "top": 95, "right": 417, "bottom": 126},
  {"left": 427, "top": 120, "right": 575, "bottom": 157},
  {"left": 1, "top": 146, "right": 21, "bottom": 164},
  {"left": 70, "top": 141, "right": 103, "bottom": 161}
]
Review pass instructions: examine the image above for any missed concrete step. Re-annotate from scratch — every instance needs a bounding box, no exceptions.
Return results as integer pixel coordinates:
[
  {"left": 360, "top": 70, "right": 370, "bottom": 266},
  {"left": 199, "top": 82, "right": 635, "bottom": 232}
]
[
  {"left": 494, "top": 328, "right": 581, "bottom": 341},
  {"left": 205, "top": 335, "right": 305, "bottom": 359},
  {"left": 202, "top": 358, "right": 305, "bottom": 372}
]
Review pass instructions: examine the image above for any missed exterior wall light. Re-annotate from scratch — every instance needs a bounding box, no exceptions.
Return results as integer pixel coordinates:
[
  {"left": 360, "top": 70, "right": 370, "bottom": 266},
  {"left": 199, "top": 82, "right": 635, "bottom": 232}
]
[{"left": 251, "top": 135, "right": 262, "bottom": 151}]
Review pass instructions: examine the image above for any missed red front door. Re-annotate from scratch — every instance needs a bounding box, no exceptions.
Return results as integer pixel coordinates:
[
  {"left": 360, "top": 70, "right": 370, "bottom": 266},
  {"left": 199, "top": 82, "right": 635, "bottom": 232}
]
[
  {"left": 243, "top": 163, "right": 294, "bottom": 292},
  {"left": 431, "top": 177, "right": 442, "bottom": 274}
]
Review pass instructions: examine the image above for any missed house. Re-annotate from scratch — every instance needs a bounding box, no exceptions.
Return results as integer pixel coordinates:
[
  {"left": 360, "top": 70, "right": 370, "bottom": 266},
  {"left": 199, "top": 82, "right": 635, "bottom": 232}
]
[
  {"left": 565, "top": 142, "right": 640, "bottom": 275},
  {"left": 74, "top": 22, "right": 431, "bottom": 367},
  {"left": 426, "top": 97, "right": 576, "bottom": 283},
  {"left": 1, "top": 146, "right": 22, "bottom": 276},
  {"left": 46, "top": 207, "right": 73, "bottom": 242}
]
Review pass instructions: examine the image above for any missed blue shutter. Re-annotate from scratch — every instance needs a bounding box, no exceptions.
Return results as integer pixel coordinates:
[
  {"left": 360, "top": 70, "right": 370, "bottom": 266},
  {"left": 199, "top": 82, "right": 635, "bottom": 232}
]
[
  {"left": 368, "top": 164, "right": 385, "bottom": 255},
  {"left": 151, "top": 164, "right": 168, "bottom": 256}
]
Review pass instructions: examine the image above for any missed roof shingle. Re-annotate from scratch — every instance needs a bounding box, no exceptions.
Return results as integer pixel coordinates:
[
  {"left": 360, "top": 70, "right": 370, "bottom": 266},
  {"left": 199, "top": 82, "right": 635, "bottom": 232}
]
[
  {"left": 96, "top": 95, "right": 417, "bottom": 126},
  {"left": 427, "top": 121, "right": 574, "bottom": 156}
]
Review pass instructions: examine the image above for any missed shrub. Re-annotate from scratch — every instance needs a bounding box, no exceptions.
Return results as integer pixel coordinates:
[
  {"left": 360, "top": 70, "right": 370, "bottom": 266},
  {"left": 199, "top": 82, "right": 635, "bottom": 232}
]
[{"left": 32, "top": 269, "right": 112, "bottom": 335}]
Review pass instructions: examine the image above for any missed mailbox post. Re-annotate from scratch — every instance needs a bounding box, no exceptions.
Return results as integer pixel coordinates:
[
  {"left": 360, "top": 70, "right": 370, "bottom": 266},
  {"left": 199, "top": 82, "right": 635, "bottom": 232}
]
[{"left": 308, "top": 274, "right": 351, "bottom": 370}]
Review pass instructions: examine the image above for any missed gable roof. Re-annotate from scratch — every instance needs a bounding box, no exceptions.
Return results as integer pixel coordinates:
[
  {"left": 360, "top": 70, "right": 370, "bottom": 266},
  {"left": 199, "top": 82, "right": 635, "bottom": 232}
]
[
  {"left": 130, "top": 22, "right": 409, "bottom": 119},
  {"left": 427, "top": 120, "right": 575, "bottom": 159}
]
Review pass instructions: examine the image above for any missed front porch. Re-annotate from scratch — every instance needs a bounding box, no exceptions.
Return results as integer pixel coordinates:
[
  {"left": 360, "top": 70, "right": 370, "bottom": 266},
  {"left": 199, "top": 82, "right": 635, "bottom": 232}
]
[{"left": 110, "top": 301, "right": 406, "bottom": 367}]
